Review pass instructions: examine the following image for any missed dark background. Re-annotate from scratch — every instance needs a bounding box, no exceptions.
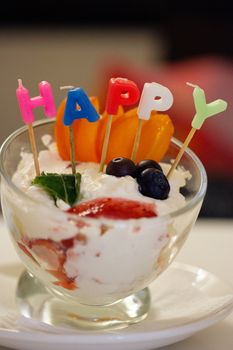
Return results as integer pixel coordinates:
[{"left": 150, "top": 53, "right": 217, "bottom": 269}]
[
  {"left": 1, "top": 1, "right": 233, "bottom": 218},
  {"left": 1, "top": 1, "right": 232, "bottom": 60}
]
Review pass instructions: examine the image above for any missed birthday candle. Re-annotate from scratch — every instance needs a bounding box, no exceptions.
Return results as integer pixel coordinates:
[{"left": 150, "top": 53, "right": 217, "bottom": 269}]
[
  {"left": 105, "top": 78, "right": 140, "bottom": 115},
  {"left": 167, "top": 83, "right": 228, "bottom": 179},
  {"left": 16, "top": 80, "right": 56, "bottom": 124},
  {"left": 99, "top": 78, "right": 140, "bottom": 172},
  {"left": 16, "top": 80, "right": 56, "bottom": 176},
  {"left": 137, "top": 82, "right": 174, "bottom": 119},
  {"left": 64, "top": 87, "right": 100, "bottom": 125},
  {"left": 189, "top": 83, "right": 227, "bottom": 129},
  {"left": 63, "top": 87, "right": 100, "bottom": 174},
  {"left": 131, "top": 82, "right": 173, "bottom": 162}
]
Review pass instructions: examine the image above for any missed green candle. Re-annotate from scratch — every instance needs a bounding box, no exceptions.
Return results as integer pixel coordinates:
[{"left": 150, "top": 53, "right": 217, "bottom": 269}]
[
  {"left": 187, "top": 82, "right": 228, "bottom": 129},
  {"left": 167, "top": 82, "right": 228, "bottom": 179}
]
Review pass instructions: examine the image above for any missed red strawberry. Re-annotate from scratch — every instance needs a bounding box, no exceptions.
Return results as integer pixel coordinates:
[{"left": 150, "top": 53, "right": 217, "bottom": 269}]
[
  {"left": 53, "top": 279, "right": 76, "bottom": 290},
  {"left": 47, "top": 269, "right": 77, "bottom": 290},
  {"left": 68, "top": 197, "right": 157, "bottom": 219},
  {"left": 60, "top": 237, "right": 75, "bottom": 249},
  {"left": 29, "top": 239, "right": 66, "bottom": 270},
  {"left": 18, "top": 238, "right": 78, "bottom": 291},
  {"left": 17, "top": 241, "right": 39, "bottom": 265}
]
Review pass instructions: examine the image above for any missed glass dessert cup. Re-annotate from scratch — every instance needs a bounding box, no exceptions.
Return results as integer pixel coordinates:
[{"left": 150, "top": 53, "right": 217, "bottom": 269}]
[{"left": 0, "top": 119, "right": 207, "bottom": 330}]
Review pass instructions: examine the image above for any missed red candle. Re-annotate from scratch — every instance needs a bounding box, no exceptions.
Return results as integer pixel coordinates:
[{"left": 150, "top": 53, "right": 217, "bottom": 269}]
[{"left": 105, "top": 78, "right": 140, "bottom": 115}]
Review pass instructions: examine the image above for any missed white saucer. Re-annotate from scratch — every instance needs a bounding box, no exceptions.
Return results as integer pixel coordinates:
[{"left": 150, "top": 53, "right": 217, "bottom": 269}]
[{"left": 0, "top": 262, "right": 233, "bottom": 350}]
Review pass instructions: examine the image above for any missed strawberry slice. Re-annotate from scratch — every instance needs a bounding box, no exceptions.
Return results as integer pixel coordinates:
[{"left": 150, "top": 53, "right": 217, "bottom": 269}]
[
  {"left": 17, "top": 242, "right": 39, "bottom": 265},
  {"left": 47, "top": 269, "right": 76, "bottom": 290},
  {"left": 18, "top": 238, "right": 78, "bottom": 291},
  {"left": 68, "top": 197, "right": 157, "bottom": 219},
  {"left": 29, "top": 239, "right": 66, "bottom": 270},
  {"left": 29, "top": 239, "right": 78, "bottom": 290}
]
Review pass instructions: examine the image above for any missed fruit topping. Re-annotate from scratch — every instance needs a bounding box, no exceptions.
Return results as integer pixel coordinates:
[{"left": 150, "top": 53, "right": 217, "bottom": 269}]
[
  {"left": 135, "top": 159, "right": 163, "bottom": 179},
  {"left": 137, "top": 169, "right": 170, "bottom": 200},
  {"left": 55, "top": 101, "right": 174, "bottom": 165},
  {"left": 97, "top": 108, "right": 174, "bottom": 164},
  {"left": 106, "top": 157, "right": 136, "bottom": 177},
  {"left": 105, "top": 157, "right": 170, "bottom": 201},
  {"left": 68, "top": 197, "right": 157, "bottom": 219}
]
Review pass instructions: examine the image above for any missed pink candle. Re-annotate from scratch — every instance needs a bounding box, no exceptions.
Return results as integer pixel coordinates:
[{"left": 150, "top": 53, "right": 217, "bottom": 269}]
[{"left": 16, "top": 79, "right": 56, "bottom": 124}]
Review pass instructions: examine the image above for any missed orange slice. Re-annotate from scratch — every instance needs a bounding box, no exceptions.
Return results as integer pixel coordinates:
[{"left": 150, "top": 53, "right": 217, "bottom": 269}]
[
  {"left": 96, "top": 105, "right": 127, "bottom": 161},
  {"left": 97, "top": 112, "right": 138, "bottom": 163},
  {"left": 55, "top": 98, "right": 70, "bottom": 160},
  {"left": 55, "top": 99, "right": 174, "bottom": 165},
  {"left": 137, "top": 112, "right": 174, "bottom": 162},
  {"left": 97, "top": 108, "right": 174, "bottom": 164}
]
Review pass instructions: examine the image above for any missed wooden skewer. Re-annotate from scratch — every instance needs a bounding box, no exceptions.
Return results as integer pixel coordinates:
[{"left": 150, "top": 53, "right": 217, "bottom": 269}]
[
  {"left": 69, "top": 125, "right": 76, "bottom": 175},
  {"left": 99, "top": 115, "right": 113, "bottom": 172},
  {"left": 28, "top": 123, "right": 40, "bottom": 176},
  {"left": 131, "top": 118, "right": 143, "bottom": 163},
  {"left": 60, "top": 85, "right": 77, "bottom": 175},
  {"left": 167, "top": 127, "right": 196, "bottom": 179}
]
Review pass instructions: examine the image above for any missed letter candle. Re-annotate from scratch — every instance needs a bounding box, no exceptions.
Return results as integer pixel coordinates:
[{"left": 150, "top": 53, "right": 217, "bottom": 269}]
[
  {"left": 131, "top": 82, "right": 174, "bottom": 162},
  {"left": 99, "top": 78, "right": 140, "bottom": 172},
  {"left": 63, "top": 87, "right": 100, "bottom": 174},
  {"left": 167, "top": 82, "right": 228, "bottom": 179},
  {"left": 16, "top": 79, "right": 56, "bottom": 176}
]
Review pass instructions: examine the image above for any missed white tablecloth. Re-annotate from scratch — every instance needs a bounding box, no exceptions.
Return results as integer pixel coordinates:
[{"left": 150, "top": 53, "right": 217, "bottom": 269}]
[{"left": 0, "top": 218, "right": 232, "bottom": 350}]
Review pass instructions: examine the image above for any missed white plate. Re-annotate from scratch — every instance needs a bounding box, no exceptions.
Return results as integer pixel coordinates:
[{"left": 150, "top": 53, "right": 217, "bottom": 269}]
[{"left": 0, "top": 262, "right": 233, "bottom": 350}]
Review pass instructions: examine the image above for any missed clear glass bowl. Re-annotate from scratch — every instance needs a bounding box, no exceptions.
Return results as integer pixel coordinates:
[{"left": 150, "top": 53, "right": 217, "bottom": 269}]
[{"left": 0, "top": 119, "right": 207, "bottom": 330}]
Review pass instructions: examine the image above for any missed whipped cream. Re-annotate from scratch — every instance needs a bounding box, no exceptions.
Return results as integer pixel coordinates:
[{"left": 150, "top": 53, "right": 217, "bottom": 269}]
[{"left": 12, "top": 141, "right": 190, "bottom": 216}]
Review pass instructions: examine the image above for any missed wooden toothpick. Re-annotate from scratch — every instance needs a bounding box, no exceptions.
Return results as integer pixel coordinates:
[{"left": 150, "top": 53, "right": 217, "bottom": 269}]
[
  {"left": 131, "top": 118, "right": 144, "bottom": 162},
  {"left": 99, "top": 115, "right": 113, "bottom": 172},
  {"left": 69, "top": 125, "right": 76, "bottom": 175},
  {"left": 167, "top": 128, "right": 196, "bottom": 179},
  {"left": 28, "top": 123, "right": 40, "bottom": 176},
  {"left": 61, "top": 85, "right": 77, "bottom": 175}
]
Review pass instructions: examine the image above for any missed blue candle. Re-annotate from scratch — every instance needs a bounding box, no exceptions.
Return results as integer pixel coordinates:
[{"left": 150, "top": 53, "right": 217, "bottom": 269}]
[{"left": 64, "top": 88, "right": 100, "bottom": 126}]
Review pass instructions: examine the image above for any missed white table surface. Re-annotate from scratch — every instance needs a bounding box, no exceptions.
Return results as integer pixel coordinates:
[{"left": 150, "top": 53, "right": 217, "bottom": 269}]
[{"left": 0, "top": 217, "right": 233, "bottom": 350}]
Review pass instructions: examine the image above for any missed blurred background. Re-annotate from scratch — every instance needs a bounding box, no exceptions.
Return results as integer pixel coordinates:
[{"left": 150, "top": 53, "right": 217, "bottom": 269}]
[{"left": 0, "top": 0, "right": 232, "bottom": 217}]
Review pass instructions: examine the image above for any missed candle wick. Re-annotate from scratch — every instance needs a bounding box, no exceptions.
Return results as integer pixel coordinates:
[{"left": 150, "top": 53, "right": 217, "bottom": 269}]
[
  {"left": 18, "top": 78, "right": 23, "bottom": 87},
  {"left": 186, "top": 82, "right": 198, "bottom": 88},
  {"left": 60, "top": 85, "right": 75, "bottom": 90}
]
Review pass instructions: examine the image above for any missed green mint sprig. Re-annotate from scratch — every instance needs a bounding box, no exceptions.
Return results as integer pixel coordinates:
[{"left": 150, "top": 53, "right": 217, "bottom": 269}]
[{"left": 32, "top": 172, "right": 81, "bottom": 207}]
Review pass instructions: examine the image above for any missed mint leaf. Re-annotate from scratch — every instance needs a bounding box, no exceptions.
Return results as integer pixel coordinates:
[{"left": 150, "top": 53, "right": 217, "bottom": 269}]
[{"left": 32, "top": 172, "right": 81, "bottom": 207}]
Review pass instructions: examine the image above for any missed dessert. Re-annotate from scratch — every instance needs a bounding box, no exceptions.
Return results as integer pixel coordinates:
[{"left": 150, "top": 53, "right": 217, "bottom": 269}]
[
  {"left": 11, "top": 117, "right": 189, "bottom": 305},
  {"left": 1, "top": 77, "right": 219, "bottom": 328}
]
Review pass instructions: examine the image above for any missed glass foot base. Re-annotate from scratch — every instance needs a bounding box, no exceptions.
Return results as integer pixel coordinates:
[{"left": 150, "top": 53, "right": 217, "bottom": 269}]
[{"left": 16, "top": 271, "right": 151, "bottom": 330}]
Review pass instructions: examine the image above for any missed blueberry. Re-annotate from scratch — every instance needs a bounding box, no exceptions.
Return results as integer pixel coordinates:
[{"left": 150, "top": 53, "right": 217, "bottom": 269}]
[
  {"left": 137, "top": 168, "right": 170, "bottom": 200},
  {"left": 106, "top": 157, "right": 136, "bottom": 177},
  {"left": 135, "top": 159, "right": 163, "bottom": 180}
]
